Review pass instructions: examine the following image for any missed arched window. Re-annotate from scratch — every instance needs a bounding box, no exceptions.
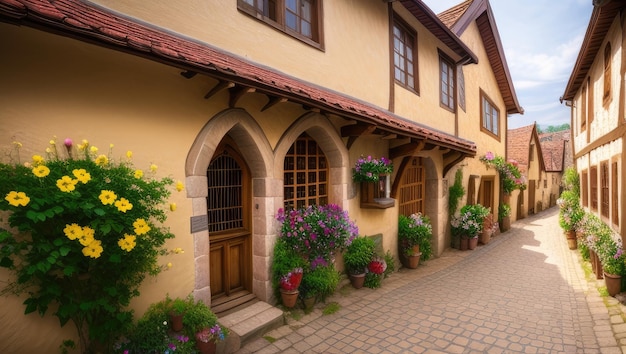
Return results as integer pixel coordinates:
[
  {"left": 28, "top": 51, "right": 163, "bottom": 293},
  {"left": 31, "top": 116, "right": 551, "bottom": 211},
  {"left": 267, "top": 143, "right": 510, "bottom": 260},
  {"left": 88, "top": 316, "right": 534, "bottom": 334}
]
[{"left": 283, "top": 133, "right": 328, "bottom": 210}]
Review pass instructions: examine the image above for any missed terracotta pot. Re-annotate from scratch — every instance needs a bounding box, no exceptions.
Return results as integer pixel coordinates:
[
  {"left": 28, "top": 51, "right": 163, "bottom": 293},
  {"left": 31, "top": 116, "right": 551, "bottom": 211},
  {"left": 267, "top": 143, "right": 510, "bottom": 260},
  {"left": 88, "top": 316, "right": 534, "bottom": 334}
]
[
  {"left": 460, "top": 237, "right": 469, "bottom": 251},
  {"left": 280, "top": 289, "right": 299, "bottom": 308},
  {"left": 590, "top": 250, "right": 603, "bottom": 279},
  {"left": 349, "top": 273, "right": 366, "bottom": 289},
  {"left": 195, "top": 339, "right": 216, "bottom": 354},
  {"left": 403, "top": 254, "right": 421, "bottom": 269},
  {"left": 565, "top": 230, "right": 577, "bottom": 250},
  {"left": 604, "top": 272, "right": 622, "bottom": 297},
  {"left": 169, "top": 312, "right": 184, "bottom": 332},
  {"left": 468, "top": 237, "right": 478, "bottom": 250},
  {"left": 302, "top": 296, "right": 316, "bottom": 311},
  {"left": 480, "top": 229, "right": 491, "bottom": 245},
  {"left": 500, "top": 216, "right": 511, "bottom": 232}
]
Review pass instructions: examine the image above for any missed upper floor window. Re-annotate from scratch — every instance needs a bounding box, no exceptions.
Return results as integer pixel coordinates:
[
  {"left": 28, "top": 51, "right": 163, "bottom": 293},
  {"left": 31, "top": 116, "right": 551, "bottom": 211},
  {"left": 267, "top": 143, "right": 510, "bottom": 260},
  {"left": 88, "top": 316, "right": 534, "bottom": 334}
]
[
  {"left": 440, "top": 55, "right": 455, "bottom": 111},
  {"left": 238, "top": 0, "right": 322, "bottom": 47},
  {"left": 458, "top": 67, "right": 466, "bottom": 112},
  {"left": 393, "top": 18, "right": 418, "bottom": 92},
  {"left": 604, "top": 42, "right": 611, "bottom": 104},
  {"left": 480, "top": 90, "right": 499, "bottom": 139}
]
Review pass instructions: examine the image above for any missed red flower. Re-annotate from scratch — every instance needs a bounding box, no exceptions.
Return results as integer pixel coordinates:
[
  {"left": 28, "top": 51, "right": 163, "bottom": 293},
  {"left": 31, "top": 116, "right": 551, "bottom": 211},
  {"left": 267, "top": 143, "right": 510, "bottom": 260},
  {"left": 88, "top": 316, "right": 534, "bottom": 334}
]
[
  {"left": 367, "top": 259, "right": 386, "bottom": 275},
  {"left": 280, "top": 268, "right": 303, "bottom": 291}
]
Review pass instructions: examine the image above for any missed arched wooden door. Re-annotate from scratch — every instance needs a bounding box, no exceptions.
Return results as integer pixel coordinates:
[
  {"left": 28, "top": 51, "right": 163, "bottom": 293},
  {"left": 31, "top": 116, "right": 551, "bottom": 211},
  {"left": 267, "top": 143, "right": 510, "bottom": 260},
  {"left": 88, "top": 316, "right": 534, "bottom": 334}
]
[{"left": 207, "top": 141, "right": 253, "bottom": 313}]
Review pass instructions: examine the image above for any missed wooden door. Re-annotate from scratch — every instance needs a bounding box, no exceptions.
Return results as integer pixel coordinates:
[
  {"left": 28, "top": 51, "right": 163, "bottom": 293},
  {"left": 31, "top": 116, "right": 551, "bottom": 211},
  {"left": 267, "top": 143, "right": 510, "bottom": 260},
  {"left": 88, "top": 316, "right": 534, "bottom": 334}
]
[
  {"left": 398, "top": 157, "right": 425, "bottom": 216},
  {"left": 528, "top": 180, "right": 536, "bottom": 215},
  {"left": 207, "top": 142, "right": 252, "bottom": 311}
]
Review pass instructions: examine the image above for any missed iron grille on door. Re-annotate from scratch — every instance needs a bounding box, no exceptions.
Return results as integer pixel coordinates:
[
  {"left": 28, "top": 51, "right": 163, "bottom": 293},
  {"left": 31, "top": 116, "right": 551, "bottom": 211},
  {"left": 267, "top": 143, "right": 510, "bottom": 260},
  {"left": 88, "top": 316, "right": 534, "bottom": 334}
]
[
  {"left": 398, "top": 157, "right": 424, "bottom": 216},
  {"left": 207, "top": 152, "right": 243, "bottom": 233},
  {"left": 283, "top": 133, "right": 328, "bottom": 210}
]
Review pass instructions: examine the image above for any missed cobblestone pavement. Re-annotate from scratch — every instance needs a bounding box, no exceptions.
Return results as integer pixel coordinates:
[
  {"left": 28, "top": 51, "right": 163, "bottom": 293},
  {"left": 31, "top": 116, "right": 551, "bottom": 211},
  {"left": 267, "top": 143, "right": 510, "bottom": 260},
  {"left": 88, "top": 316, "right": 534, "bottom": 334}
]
[{"left": 236, "top": 207, "right": 626, "bottom": 353}]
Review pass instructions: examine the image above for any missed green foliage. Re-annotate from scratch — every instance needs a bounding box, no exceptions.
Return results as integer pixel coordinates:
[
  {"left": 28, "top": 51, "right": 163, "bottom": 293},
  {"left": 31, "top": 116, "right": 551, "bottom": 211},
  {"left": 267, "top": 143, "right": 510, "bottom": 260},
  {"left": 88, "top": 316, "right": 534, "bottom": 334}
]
[
  {"left": 398, "top": 213, "right": 432, "bottom": 260},
  {"left": 383, "top": 250, "right": 395, "bottom": 277},
  {"left": 558, "top": 190, "right": 583, "bottom": 232},
  {"left": 537, "top": 123, "right": 570, "bottom": 134},
  {"left": 451, "top": 204, "right": 490, "bottom": 238},
  {"left": 448, "top": 169, "right": 465, "bottom": 216},
  {"left": 352, "top": 155, "right": 393, "bottom": 182},
  {"left": 299, "top": 265, "right": 340, "bottom": 302},
  {"left": 0, "top": 139, "right": 181, "bottom": 352},
  {"left": 322, "top": 302, "right": 340, "bottom": 315},
  {"left": 271, "top": 238, "right": 307, "bottom": 297},
  {"left": 168, "top": 295, "right": 194, "bottom": 316},
  {"left": 343, "top": 236, "right": 375, "bottom": 275},
  {"left": 562, "top": 166, "right": 580, "bottom": 197},
  {"left": 498, "top": 204, "right": 511, "bottom": 220},
  {"left": 581, "top": 213, "right": 624, "bottom": 275},
  {"left": 480, "top": 152, "right": 527, "bottom": 194},
  {"left": 181, "top": 299, "right": 219, "bottom": 336}
]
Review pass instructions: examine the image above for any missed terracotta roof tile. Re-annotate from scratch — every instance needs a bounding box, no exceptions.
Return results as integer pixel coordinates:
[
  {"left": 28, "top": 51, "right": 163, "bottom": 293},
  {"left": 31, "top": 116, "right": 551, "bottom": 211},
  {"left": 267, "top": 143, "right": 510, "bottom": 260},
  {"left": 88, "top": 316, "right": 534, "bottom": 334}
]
[
  {"left": 0, "top": 0, "right": 477, "bottom": 155},
  {"left": 438, "top": 0, "right": 472, "bottom": 28},
  {"left": 507, "top": 124, "right": 535, "bottom": 173}
]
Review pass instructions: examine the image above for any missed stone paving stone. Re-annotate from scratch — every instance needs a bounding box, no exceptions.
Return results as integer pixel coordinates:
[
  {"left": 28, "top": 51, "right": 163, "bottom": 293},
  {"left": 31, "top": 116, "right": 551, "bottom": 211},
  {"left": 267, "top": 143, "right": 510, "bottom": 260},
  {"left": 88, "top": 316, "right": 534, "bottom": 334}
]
[{"left": 235, "top": 207, "right": 626, "bottom": 353}]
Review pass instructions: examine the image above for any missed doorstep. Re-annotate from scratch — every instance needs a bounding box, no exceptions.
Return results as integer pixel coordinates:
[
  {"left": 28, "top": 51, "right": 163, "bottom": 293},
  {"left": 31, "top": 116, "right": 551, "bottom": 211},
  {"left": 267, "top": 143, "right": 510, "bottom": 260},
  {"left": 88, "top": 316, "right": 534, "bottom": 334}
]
[{"left": 218, "top": 301, "right": 284, "bottom": 352}]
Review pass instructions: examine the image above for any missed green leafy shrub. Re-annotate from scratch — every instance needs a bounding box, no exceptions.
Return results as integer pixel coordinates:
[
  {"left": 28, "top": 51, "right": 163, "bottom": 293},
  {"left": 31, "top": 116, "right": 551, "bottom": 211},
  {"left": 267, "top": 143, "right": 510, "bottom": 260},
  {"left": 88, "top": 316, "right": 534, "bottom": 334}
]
[
  {"left": 0, "top": 138, "right": 183, "bottom": 352},
  {"left": 299, "top": 265, "right": 340, "bottom": 302},
  {"left": 398, "top": 213, "right": 432, "bottom": 260},
  {"left": 343, "top": 236, "right": 375, "bottom": 275}
]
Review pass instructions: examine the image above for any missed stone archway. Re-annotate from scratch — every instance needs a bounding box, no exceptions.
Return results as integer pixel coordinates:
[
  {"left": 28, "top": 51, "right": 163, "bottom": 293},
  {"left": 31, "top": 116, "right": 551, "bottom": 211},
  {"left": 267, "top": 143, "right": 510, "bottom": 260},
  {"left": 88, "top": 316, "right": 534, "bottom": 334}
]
[{"left": 185, "top": 108, "right": 276, "bottom": 304}]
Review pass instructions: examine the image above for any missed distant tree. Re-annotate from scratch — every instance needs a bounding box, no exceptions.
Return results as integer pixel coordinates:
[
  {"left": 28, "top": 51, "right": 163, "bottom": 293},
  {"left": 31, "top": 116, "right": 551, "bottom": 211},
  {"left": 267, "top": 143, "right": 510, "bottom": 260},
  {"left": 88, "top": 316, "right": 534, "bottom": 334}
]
[{"left": 537, "top": 123, "right": 570, "bottom": 134}]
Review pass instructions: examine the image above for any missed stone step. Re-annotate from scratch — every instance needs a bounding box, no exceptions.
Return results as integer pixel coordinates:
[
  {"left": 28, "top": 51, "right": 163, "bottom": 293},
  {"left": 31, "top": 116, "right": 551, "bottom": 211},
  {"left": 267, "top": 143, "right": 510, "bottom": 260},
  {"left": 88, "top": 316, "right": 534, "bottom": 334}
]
[{"left": 218, "top": 301, "right": 284, "bottom": 352}]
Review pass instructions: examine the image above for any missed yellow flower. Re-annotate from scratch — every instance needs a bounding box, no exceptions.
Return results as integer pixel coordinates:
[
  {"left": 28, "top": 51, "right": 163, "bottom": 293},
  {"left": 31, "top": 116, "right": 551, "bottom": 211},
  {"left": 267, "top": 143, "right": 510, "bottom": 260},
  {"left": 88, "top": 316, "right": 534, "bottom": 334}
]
[
  {"left": 118, "top": 234, "right": 136, "bottom": 252},
  {"left": 32, "top": 155, "right": 44, "bottom": 166},
  {"left": 170, "top": 203, "right": 177, "bottom": 211},
  {"left": 82, "top": 240, "right": 103, "bottom": 259},
  {"left": 63, "top": 223, "right": 83, "bottom": 240},
  {"left": 134, "top": 169, "right": 144, "bottom": 179},
  {"left": 45, "top": 147, "right": 52, "bottom": 154},
  {"left": 32, "top": 165, "right": 50, "bottom": 178},
  {"left": 176, "top": 181, "right": 184, "bottom": 192},
  {"left": 167, "top": 262, "right": 173, "bottom": 269},
  {"left": 150, "top": 164, "right": 158, "bottom": 173},
  {"left": 99, "top": 190, "right": 117, "bottom": 205},
  {"left": 72, "top": 169, "right": 91, "bottom": 184},
  {"left": 126, "top": 150, "right": 133, "bottom": 159},
  {"left": 90, "top": 146, "right": 98, "bottom": 154},
  {"left": 95, "top": 154, "right": 109, "bottom": 166},
  {"left": 78, "top": 140, "right": 88, "bottom": 151},
  {"left": 115, "top": 197, "right": 133, "bottom": 213},
  {"left": 49, "top": 140, "right": 55, "bottom": 145},
  {"left": 13, "top": 141, "right": 22, "bottom": 148},
  {"left": 5, "top": 191, "right": 30, "bottom": 207},
  {"left": 173, "top": 247, "right": 184, "bottom": 254},
  {"left": 77, "top": 230, "right": 95, "bottom": 246},
  {"left": 133, "top": 218, "right": 151, "bottom": 235},
  {"left": 56, "top": 176, "right": 78, "bottom": 192},
  {"left": 82, "top": 226, "right": 95, "bottom": 238}
]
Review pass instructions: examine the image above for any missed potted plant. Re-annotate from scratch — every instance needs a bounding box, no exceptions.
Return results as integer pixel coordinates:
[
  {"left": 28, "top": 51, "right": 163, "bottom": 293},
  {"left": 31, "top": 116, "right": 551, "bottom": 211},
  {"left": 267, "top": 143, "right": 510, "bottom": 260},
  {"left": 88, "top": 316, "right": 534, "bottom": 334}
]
[
  {"left": 343, "top": 236, "right": 376, "bottom": 288},
  {"left": 195, "top": 323, "right": 228, "bottom": 354},
  {"left": 594, "top": 221, "right": 624, "bottom": 296},
  {"left": 498, "top": 204, "right": 511, "bottom": 232},
  {"left": 271, "top": 238, "right": 306, "bottom": 308},
  {"left": 352, "top": 155, "right": 393, "bottom": 182},
  {"left": 480, "top": 152, "right": 527, "bottom": 195},
  {"left": 451, "top": 204, "right": 489, "bottom": 250},
  {"left": 299, "top": 265, "right": 340, "bottom": 310},
  {"left": 398, "top": 213, "right": 433, "bottom": 268},
  {"left": 353, "top": 155, "right": 395, "bottom": 208},
  {"left": 168, "top": 295, "right": 193, "bottom": 332},
  {"left": 364, "top": 256, "right": 387, "bottom": 289}
]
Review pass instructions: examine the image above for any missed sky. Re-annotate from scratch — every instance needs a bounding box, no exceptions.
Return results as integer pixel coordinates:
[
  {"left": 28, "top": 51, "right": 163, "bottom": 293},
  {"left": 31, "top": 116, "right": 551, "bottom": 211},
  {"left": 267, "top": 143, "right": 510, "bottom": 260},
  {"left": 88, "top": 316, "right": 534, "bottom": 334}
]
[{"left": 423, "top": 0, "right": 593, "bottom": 130}]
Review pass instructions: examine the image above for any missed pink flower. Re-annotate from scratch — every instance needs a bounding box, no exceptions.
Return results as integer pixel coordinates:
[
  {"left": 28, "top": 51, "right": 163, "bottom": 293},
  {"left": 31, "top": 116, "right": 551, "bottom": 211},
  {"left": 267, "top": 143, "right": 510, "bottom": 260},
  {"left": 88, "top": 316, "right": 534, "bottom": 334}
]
[
  {"left": 64, "top": 138, "right": 73, "bottom": 147},
  {"left": 484, "top": 151, "right": 494, "bottom": 160}
]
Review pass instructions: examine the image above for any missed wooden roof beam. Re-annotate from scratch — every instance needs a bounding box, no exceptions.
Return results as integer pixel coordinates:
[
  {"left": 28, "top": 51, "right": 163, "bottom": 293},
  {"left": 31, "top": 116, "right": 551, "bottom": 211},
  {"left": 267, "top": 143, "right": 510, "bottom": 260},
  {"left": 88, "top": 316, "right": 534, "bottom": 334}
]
[
  {"left": 389, "top": 139, "right": 425, "bottom": 160},
  {"left": 229, "top": 86, "right": 256, "bottom": 107},
  {"left": 204, "top": 80, "right": 235, "bottom": 99},
  {"left": 261, "top": 96, "right": 288, "bottom": 112}
]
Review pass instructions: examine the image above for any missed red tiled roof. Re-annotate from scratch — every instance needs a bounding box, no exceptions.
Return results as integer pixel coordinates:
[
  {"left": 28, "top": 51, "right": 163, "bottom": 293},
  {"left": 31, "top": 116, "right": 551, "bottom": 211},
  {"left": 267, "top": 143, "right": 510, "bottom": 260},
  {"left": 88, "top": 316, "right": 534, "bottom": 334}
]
[
  {"left": 0, "top": 0, "right": 477, "bottom": 155},
  {"left": 507, "top": 124, "right": 534, "bottom": 173},
  {"left": 539, "top": 130, "right": 571, "bottom": 172},
  {"left": 438, "top": 0, "right": 472, "bottom": 28}
]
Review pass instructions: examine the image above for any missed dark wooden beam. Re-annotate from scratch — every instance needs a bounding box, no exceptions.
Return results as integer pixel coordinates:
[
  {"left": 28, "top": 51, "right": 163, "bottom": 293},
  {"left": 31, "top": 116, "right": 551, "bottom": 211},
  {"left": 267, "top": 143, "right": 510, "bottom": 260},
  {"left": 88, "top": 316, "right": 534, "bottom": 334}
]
[
  {"left": 443, "top": 152, "right": 467, "bottom": 176},
  {"left": 229, "top": 86, "right": 256, "bottom": 107},
  {"left": 340, "top": 123, "right": 377, "bottom": 137},
  {"left": 389, "top": 139, "right": 425, "bottom": 160},
  {"left": 261, "top": 96, "right": 288, "bottom": 112},
  {"left": 204, "top": 80, "right": 234, "bottom": 99}
]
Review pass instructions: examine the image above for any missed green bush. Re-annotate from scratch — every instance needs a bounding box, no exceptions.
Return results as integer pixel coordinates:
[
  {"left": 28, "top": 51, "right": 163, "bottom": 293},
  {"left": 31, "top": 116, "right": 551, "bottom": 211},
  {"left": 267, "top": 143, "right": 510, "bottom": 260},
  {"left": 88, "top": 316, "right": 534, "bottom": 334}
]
[
  {"left": 0, "top": 139, "right": 182, "bottom": 352},
  {"left": 343, "top": 236, "right": 375, "bottom": 275},
  {"left": 299, "top": 265, "right": 340, "bottom": 302}
]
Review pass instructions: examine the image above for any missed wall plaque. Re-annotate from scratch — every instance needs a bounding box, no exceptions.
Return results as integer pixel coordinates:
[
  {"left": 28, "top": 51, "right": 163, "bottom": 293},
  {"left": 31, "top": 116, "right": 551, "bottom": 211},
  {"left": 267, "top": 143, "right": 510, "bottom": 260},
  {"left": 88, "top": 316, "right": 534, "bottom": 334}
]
[{"left": 190, "top": 215, "right": 209, "bottom": 233}]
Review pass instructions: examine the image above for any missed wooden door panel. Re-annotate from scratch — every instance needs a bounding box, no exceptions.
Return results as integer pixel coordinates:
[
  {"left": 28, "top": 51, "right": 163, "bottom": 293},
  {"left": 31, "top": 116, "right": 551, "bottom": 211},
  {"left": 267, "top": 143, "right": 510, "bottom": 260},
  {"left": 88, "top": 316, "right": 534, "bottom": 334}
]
[
  {"left": 210, "top": 235, "right": 250, "bottom": 298},
  {"left": 210, "top": 244, "right": 225, "bottom": 297}
]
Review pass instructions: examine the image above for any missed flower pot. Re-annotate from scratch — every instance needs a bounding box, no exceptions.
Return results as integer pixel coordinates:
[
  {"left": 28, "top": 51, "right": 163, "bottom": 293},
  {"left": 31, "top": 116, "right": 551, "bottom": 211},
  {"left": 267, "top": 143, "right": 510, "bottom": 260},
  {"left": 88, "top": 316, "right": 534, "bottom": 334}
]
[
  {"left": 460, "top": 237, "right": 469, "bottom": 251},
  {"left": 590, "top": 250, "right": 603, "bottom": 279},
  {"left": 604, "top": 272, "right": 622, "bottom": 296},
  {"left": 403, "top": 253, "right": 421, "bottom": 269},
  {"left": 480, "top": 229, "right": 491, "bottom": 245},
  {"left": 169, "top": 312, "right": 184, "bottom": 332},
  {"left": 500, "top": 216, "right": 511, "bottom": 232},
  {"left": 280, "top": 289, "right": 299, "bottom": 308},
  {"left": 195, "top": 339, "right": 216, "bottom": 354},
  {"left": 349, "top": 273, "right": 366, "bottom": 289},
  {"left": 302, "top": 296, "right": 316, "bottom": 311},
  {"left": 468, "top": 237, "right": 478, "bottom": 250},
  {"left": 565, "top": 230, "right": 577, "bottom": 250}
]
